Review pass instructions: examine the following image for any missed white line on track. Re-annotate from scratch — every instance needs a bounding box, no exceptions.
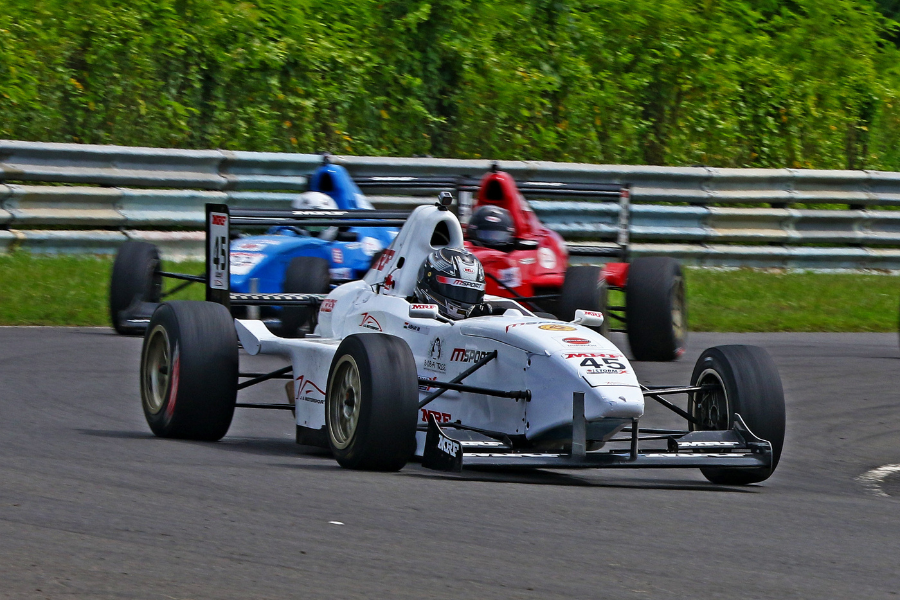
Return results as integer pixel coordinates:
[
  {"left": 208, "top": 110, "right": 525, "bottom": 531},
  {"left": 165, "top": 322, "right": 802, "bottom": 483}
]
[{"left": 856, "top": 464, "right": 900, "bottom": 497}]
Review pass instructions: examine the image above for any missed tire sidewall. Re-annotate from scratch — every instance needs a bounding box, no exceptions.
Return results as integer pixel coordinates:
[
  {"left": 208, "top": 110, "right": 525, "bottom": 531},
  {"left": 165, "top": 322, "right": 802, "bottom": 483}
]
[
  {"left": 140, "top": 303, "right": 181, "bottom": 437},
  {"left": 282, "top": 256, "right": 331, "bottom": 337},
  {"left": 689, "top": 345, "right": 786, "bottom": 484},
  {"left": 558, "top": 265, "right": 608, "bottom": 335},
  {"left": 110, "top": 242, "right": 162, "bottom": 334},
  {"left": 626, "top": 257, "right": 686, "bottom": 361},
  {"left": 326, "top": 334, "right": 418, "bottom": 470},
  {"left": 140, "top": 301, "right": 238, "bottom": 441},
  {"left": 327, "top": 336, "right": 374, "bottom": 466}
]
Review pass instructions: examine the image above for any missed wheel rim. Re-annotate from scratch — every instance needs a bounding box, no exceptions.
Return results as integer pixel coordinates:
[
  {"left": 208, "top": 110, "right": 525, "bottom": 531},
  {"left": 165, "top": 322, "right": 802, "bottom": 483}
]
[
  {"left": 143, "top": 325, "right": 170, "bottom": 415},
  {"left": 691, "top": 368, "right": 729, "bottom": 430},
  {"left": 671, "top": 275, "right": 686, "bottom": 347},
  {"left": 328, "top": 355, "right": 362, "bottom": 450}
]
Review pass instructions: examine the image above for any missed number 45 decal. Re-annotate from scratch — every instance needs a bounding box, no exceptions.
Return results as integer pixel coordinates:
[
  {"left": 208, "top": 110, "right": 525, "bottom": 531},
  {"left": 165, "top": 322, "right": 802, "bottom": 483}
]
[
  {"left": 580, "top": 357, "right": 625, "bottom": 370},
  {"left": 208, "top": 211, "right": 229, "bottom": 291},
  {"left": 213, "top": 235, "right": 227, "bottom": 269}
]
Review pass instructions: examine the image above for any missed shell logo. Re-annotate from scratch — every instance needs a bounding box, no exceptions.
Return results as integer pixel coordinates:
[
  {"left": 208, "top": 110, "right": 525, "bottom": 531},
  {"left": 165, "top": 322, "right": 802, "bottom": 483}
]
[{"left": 538, "top": 324, "right": 576, "bottom": 332}]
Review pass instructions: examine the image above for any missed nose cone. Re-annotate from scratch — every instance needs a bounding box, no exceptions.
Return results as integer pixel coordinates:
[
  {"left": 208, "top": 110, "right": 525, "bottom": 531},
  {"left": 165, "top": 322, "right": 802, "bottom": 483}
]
[
  {"left": 523, "top": 345, "right": 644, "bottom": 441},
  {"left": 551, "top": 351, "right": 644, "bottom": 420},
  {"left": 586, "top": 385, "right": 644, "bottom": 420}
]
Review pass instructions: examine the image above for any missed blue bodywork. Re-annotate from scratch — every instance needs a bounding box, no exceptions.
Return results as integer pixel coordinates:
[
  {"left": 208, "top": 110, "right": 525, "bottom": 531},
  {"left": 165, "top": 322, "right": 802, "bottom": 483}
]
[{"left": 229, "top": 164, "right": 397, "bottom": 294}]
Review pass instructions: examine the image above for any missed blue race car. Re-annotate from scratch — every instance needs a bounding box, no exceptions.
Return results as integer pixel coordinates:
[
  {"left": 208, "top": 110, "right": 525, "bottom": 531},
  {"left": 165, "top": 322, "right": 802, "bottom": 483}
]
[
  {"left": 228, "top": 163, "right": 397, "bottom": 334},
  {"left": 109, "top": 163, "right": 397, "bottom": 336}
]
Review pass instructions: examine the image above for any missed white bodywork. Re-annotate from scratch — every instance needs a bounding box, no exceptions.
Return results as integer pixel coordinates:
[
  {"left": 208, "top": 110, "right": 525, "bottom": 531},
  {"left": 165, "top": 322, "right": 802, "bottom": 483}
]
[{"left": 235, "top": 204, "right": 645, "bottom": 452}]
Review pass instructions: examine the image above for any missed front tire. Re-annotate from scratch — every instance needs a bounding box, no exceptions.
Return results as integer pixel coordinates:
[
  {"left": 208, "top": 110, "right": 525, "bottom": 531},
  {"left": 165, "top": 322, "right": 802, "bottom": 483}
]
[
  {"left": 556, "top": 265, "right": 610, "bottom": 337},
  {"left": 110, "top": 241, "right": 162, "bottom": 334},
  {"left": 625, "top": 257, "right": 686, "bottom": 361},
  {"left": 281, "top": 256, "right": 331, "bottom": 337},
  {"left": 140, "top": 301, "right": 238, "bottom": 441},
  {"left": 326, "top": 334, "right": 418, "bottom": 471},
  {"left": 688, "top": 345, "right": 786, "bottom": 485}
]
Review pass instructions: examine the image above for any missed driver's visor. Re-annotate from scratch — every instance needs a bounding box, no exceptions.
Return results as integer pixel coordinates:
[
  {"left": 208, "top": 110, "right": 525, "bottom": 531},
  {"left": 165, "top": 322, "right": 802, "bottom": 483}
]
[
  {"left": 436, "top": 275, "right": 485, "bottom": 304},
  {"left": 476, "top": 229, "right": 513, "bottom": 244}
]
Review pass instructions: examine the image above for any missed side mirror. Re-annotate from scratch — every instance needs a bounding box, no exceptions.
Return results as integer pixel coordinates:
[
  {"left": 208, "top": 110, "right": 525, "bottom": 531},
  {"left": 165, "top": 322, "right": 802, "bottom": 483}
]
[
  {"left": 515, "top": 239, "right": 539, "bottom": 250},
  {"left": 409, "top": 304, "right": 440, "bottom": 320},
  {"left": 573, "top": 309, "right": 604, "bottom": 328}
]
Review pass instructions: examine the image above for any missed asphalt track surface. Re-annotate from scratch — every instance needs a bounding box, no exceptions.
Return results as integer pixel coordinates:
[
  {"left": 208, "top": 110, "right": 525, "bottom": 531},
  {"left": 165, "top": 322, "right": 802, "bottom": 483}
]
[{"left": 1, "top": 328, "right": 899, "bottom": 599}]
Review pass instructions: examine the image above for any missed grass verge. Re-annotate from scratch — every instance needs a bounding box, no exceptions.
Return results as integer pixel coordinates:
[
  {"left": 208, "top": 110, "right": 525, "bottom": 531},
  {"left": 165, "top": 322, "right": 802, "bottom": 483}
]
[
  {"left": 0, "top": 253, "right": 898, "bottom": 331},
  {"left": 685, "top": 268, "right": 899, "bottom": 332},
  {"left": 0, "top": 253, "right": 203, "bottom": 326}
]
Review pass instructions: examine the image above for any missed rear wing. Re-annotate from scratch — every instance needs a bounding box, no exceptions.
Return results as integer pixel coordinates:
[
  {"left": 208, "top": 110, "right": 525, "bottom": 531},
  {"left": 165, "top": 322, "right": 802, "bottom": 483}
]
[
  {"left": 353, "top": 172, "right": 631, "bottom": 261},
  {"left": 353, "top": 174, "right": 626, "bottom": 200},
  {"left": 203, "top": 203, "right": 412, "bottom": 309}
]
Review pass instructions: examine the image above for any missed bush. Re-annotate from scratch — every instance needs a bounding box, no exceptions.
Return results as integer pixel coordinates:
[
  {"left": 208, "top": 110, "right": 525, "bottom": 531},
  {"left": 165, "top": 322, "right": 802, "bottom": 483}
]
[{"left": 1, "top": 0, "right": 899, "bottom": 169}]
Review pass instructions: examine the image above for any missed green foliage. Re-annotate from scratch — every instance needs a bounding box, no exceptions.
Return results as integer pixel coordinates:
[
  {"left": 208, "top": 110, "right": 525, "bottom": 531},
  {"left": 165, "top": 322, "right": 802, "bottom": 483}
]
[{"left": 2, "top": 0, "right": 900, "bottom": 169}]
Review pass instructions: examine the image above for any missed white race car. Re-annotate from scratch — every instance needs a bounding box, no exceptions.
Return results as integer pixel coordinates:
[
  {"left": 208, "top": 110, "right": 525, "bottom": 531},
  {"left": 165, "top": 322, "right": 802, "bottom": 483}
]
[{"left": 139, "top": 195, "right": 785, "bottom": 484}]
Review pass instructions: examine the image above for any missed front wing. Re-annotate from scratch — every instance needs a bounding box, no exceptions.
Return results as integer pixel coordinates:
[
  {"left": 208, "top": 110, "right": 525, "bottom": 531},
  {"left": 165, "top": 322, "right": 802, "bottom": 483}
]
[{"left": 422, "top": 399, "right": 772, "bottom": 473}]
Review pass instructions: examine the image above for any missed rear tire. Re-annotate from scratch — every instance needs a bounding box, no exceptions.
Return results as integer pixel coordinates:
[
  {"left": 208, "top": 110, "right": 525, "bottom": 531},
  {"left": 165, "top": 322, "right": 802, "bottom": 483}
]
[
  {"left": 625, "top": 257, "right": 686, "bottom": 361},
  {"left": 326, "top": 334, "right": 418, "bottom": 471},
  {"left": 140, "top": 301, "right": 238, "bottom": 441},
  {"left": 110, "top": 241, "right": 162, "bottom": 334},
  {"left": 281, "top": 256, "right": 331, "bottom": 337},
  {"left": 688, "top": 345, "right": 785, "bottom": 485},
  {"left": 556, "top": 265, "right": 610, "bottom": 336}
]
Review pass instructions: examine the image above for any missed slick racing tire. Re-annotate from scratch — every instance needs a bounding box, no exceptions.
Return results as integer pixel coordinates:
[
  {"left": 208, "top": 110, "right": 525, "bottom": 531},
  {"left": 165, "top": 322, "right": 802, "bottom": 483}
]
[
  {"left": 625, "top": 257, "right": 686, "bottom": 362},
  {"left": 688, "top": 345, "right": 786, "bottom": 485},
  {"left": 556, "top": 265, "right": 610, "bottom": 337},
  {"left": 110, "top": 241, "right": 162, "bottom": 335},
  {"left": 140, "top": 301, "right": 238, "bottom": 441},
  {"left": 326, "top": 334, "right": 418, "bottom": 471},
  {"left": 281, "top": 256, "right": 331, "bottom": 338}
]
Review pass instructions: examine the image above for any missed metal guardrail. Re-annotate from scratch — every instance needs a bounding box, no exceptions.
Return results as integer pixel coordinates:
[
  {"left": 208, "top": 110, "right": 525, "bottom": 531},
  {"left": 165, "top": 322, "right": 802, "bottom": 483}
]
[{"left": 4, "top": 139, "right": 900, "bottom": 268}]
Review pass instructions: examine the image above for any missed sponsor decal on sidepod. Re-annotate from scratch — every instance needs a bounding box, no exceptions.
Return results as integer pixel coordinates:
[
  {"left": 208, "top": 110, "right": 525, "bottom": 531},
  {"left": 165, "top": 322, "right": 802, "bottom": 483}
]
[
  {"left": 423, "top": 337, "right": 446, "bottom": 373},
  {"left": 403, "top": 321, "right": 429, "bottom": 334},
  {"left": 450, "top": 348, "right": 492, "bottom": 363},
  {"left": 359, "top": 313, "right": 382, "bottom": 331},
  {"left": 421, "top": 409, "right": 452, "bottom": 423},
  {"left": 294, "top": 375, "right": 326, "bottom": 404}
]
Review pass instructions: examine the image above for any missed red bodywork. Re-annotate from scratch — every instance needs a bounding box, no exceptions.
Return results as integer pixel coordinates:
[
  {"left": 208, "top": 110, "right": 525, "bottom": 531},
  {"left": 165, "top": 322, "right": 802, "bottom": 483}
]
[
  {"left": 464, "top": 171, "right": 567, "bottom": 296},
  {"left": 464, "top": 170, "right": 628, "bottom": 298}
]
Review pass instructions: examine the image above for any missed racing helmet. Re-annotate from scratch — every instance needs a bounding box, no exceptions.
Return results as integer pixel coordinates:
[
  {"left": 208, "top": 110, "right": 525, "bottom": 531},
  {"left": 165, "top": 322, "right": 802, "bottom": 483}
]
[
  {"left": 467, "top": 205, "right": 514, "bottom": 249},
  {"left": 414, "top": 248, "right": 486, "bottom": 320},
  {"left": 292, "top": 191, "right": 338, "bottom": 211}
]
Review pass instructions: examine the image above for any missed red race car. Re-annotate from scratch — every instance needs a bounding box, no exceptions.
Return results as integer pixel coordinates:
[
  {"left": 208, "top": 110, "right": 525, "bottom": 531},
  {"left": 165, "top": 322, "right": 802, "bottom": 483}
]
[{"left": 355, "top": 166, "right": 687, "bottom": 361}]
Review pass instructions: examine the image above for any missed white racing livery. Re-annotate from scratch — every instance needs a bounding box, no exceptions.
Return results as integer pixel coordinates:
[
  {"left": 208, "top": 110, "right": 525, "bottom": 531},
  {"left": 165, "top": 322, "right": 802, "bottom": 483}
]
[{"left": 139, "top": 196, "right": 786, "bottom": 484}]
